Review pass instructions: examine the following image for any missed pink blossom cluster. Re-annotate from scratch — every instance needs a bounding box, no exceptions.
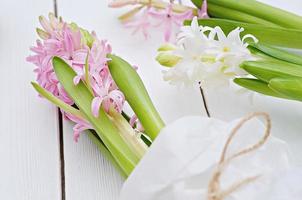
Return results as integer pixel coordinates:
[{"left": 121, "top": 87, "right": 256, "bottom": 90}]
[
  {"left": 124, "top": 4, "right": 193, "bottom": 42},
  {"left": 27, "top": 13, "right": 125, "bottom": 142},
  {"left": 113, "top": 0, "right": 209, "bottom": 42}
]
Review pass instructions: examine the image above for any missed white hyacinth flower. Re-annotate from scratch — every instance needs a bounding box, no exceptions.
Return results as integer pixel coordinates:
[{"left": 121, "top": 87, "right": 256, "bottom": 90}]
[{"left": 161, "top": 17, "right": 258, "bottom": 87}]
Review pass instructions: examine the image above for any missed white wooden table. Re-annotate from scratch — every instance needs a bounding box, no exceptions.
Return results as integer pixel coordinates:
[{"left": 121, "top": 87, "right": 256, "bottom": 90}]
[{"left": 1, "top": 0, "right": 302, "bottom": 199}]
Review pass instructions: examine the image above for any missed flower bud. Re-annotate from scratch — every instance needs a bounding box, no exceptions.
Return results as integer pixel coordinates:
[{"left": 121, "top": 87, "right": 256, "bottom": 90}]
[
  {"left": 36, "top": 28, "right": 50, "bottom": 40},
  {"left": 156, "top": 52, "right": 181, "bottom": 67},
  {"left": 157, "top": 43, "right": 177, "bottom": 52}
]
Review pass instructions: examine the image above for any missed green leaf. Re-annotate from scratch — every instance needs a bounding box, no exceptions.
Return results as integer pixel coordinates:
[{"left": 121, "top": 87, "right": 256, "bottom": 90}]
[
  {"left": 249, "top": 42, "right": 302, "bottom": 65},
  {"left": 190, "top": 0, "right": 202, "bottom": 8},
  {"left": 52, "top": 56, "right": 139, "bottom": 176},
  {"left": 31, "top": 82, "right": 84, "bottom": 119},
  {"left": 241, "top": 60, "right": 302, "bottom": 82},
  {"left": 247, "top": 45, "right": 277, "bottom": 61},
  {"left": 234, "top": 78, "right": 288, "bottom": 99},
  {"left": 191, "top": 0, "right": 302, "bottom": 29},
  {"left": 108, "top": 54, "right": 165, "bottom": 140},
  {"left": 206, "top": 3, "right": 279, "bottom": 27},
  {"left": 269, "top": 78, "right": 302, "bottom": 101},
  {"left": 185, "top": 18, "right": 302, "bottom": 49}
]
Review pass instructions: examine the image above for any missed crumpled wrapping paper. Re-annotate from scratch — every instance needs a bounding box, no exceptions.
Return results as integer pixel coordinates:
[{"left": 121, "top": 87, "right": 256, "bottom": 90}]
[{"left": 119, "top": 115, "right": 301, "bottom": 200}]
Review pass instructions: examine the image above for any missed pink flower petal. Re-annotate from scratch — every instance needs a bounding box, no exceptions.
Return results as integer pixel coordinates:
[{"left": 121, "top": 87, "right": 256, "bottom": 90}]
[
  {"left": 164, "top": 21, "right": 173, "bottom": 42},
  {"left": 39, "top": 15, "right": 53, "bottom": 33},
  {"left": 129, "top": 115, "right": 138, "bottom": 127},
  {"left": 199, "top": 0, "right": 209, "bottom": 18},
  {"left": 91, "top": 97, "right": 103, "bottom": 117},
  {"left": 172, "top": 10, "right": 192, "bottom": 20},
  {"left": 73, "top": 75, "right": 82, "bottom": 85}
]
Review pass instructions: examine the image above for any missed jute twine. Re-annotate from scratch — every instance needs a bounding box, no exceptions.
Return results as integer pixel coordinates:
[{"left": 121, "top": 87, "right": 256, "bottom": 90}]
[{"left": 207, "top": 112, "right": 271, "bottom": 200}]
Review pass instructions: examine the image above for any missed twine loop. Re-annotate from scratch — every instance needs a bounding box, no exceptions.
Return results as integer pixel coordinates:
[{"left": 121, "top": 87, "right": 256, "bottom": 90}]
[{"left": 207, "top": 112, "right": 271, "bottom": 200}]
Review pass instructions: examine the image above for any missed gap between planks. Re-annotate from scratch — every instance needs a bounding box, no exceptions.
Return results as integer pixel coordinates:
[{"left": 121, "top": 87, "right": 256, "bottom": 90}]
[{"left": 53, "top": 0, "right": 66, "bottom": 199}]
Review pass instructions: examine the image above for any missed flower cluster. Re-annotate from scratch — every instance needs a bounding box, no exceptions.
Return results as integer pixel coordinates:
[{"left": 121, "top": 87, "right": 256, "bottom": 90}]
[
  {"left": 157, "top": 17, "right": 258, "bottom": 87},
  {"left": 109, "top": 0, "right": 209, "bottom": 42},
  {"left": 27, "top": 13, "right": 125, "bottom": 141},
  {"left": 124, "top": 4, "right": 192, "bottom": 41}
]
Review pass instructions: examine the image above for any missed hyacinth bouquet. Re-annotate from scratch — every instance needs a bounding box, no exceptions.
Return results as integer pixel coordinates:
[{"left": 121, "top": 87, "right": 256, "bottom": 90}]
[{"left": 27, "top": 13, "right": 165, "bottom": 177}]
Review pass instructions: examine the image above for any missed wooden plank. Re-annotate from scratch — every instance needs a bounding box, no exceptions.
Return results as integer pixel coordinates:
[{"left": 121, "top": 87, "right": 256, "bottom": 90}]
[
  {"left": 58, "top": 0, "right": 302, "bottom": 199},
  {"left": 0, "top": 0, "right": 61, "bottom": 199}
]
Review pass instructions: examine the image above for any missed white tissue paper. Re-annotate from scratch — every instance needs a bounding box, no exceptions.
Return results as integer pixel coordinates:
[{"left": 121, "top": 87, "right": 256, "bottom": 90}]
[{"left": 119, "top": 115, "right": 300, "bottom": 200}]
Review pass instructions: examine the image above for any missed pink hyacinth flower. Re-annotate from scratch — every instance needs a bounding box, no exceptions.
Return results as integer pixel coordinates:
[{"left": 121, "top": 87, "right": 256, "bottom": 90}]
[
  {"left": 129, "top": 114, "right": 144, "bottom": 132},
  {"left": 28, "top": 14, "right": 128, "bottom": 144},
  {"left": 124, "top": 7, "right": 152, "bottom": 39},
  {"left": 39, "top": 13, "right": 64, "bottom": 36},
  {"left": 91, "top": 71, "right": 125, "bottom": 117},
  {"left": 65, "top": 113, "right": 93, "bottom": 142},
  {"left": 61, "top": 26, "right": 88, "bottom": 66},
  {"left": 58, "top": 85, "right": 74, "bottom": 105},
  {"left": 198, "top": 0, "right": 209, "bottom": 18},
  {"left": 88, "top": 38, "right": 112, "bottom": 79},
  {"left": 149, "top": 4, "right": 193, "bottom": 42},
  {"left": 27, "top": 19, "right": 88, "bottom": 105},
  {"left": 73, "top": 65, "right": 86, "bottom": 85}
]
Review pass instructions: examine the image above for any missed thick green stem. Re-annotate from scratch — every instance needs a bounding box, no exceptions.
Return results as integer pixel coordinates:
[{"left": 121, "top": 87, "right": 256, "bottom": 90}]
[{"left": 109, "top": 107, "right": 148, "bottom": 159}]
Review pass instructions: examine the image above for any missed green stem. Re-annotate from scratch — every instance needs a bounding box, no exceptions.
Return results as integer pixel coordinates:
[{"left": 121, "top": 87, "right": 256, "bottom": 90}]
[{"left": 109, "top": 107, "right": 148, "bottom": 159}]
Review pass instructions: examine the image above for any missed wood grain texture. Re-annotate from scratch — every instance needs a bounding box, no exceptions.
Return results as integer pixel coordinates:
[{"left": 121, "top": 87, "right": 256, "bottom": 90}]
[
  {"left": 0, "top": 0, "right": 61, "bottom": 199},
  {"left": 63, "top": 121, "right": 123, "bottom": 200},
  {"left": 51, "top": 0, "right": 302, "bottom": 199}
]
